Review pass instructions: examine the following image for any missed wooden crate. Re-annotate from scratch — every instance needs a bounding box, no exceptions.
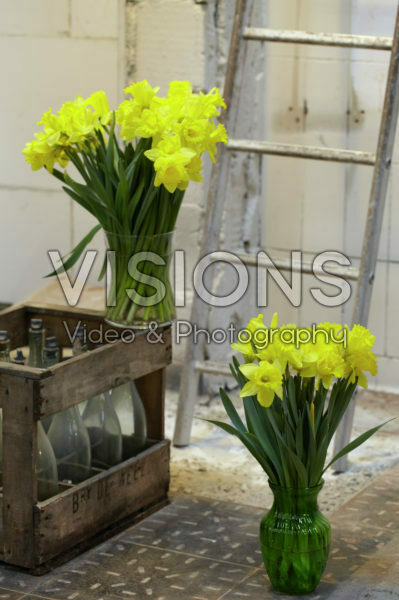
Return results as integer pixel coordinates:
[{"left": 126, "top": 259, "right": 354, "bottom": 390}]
[{"left": 0, "top": 303, "right": 172, "bottom": 571}]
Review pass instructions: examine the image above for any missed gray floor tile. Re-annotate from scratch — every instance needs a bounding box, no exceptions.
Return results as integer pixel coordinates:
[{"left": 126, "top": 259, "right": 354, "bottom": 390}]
[
  {"left": 0, "top": 466, "right": 397, "bottom": 600},
  {"left": 123, "top": 496, "right": 264, "bottom": 567},
  {"left": 0, "top": 588, "right": 27, "bottom": 600},
  {"left": 30, "top": 543, "right": 253, "bottom": 600}
]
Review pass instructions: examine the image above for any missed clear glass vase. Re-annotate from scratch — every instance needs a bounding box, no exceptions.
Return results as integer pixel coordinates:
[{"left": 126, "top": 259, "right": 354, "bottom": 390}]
[
  {"left": 110, "top": 381, "right": 147, "bottom": 459},
  {"left": 48, "top": 407, "right": 91, "bottom": 484},
  {"left": 260, "top": 481, "right": 330, "bottom": 595},
  {"left": 82, "top": 391, "right": 122, "bottom": 469},
  {"left": 104, "top": 230, "right": 175, "bottom": 329}
]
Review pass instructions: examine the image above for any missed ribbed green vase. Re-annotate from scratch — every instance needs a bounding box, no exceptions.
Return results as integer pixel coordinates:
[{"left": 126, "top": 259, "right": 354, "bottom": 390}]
[{"left": 260, "top": 481, "right": 330, "bottom": 595}]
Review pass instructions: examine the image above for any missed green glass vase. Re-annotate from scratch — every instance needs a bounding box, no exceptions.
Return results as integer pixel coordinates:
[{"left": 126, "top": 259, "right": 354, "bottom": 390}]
[{"left": 260, "top": 481, "right": 330, "bottom": 595}]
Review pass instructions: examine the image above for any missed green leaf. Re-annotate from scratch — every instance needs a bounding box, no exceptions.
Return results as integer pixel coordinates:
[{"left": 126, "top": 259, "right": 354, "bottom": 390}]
[
  {"left": 244, "top": 397, "right": 283, "bottom": 476},
  {"left": 202, "top": 418, "right": 277, "bottom": 481},
  {"left": 45, "top": 223, "right": 102, "bottom": 277},
  {"left": 326, "top": 380, "right": 357, "bottom": 446},
  {"left": 295, "top": 409, "right": 304, "bottom": 462},
  {"left": 286, "top": 377, "right": 299, "bottom": 426},
  {"left": 266, "top": 409, "right": 292, "bottom": 486},
  {"left": 323, "top": 418, "right": 396, "bottom": 474},
  {"left": 229, "top": 363, "right": 241, "bottom": 386},
  {"left": 306, "top": 403, "right": 317, "bottom": 485},
  {"left": 219, "top": 388, "right": 247, "bottom": 435},
  {"left": 97, "top": 254, "right": 107, "bottom": 282},
  {"left": 285, "top": 444, "right": 308, "bottom": 487},
  {"left": 61, "top": 185, "right": 93, "bottom": 215},
  {"left": 314, "top": 384, "right": 328, "bottom": 432}
]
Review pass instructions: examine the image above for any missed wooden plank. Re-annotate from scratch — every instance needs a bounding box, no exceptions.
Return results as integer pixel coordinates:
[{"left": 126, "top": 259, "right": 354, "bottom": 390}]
[
  {"left": 26, "top": 302, "right": 110, "bottom": 349},
  {"left": 26, "top": 302, "right": 104, "bottom": 320},
  {"left": 0, "top": 362, "right": 49, "bottom": 380},
  {"left": 243, "top": 27, "right": 393, "bottom": 50},
  {"left": 208, "top": 251, "right": 360, "bottom": 281},
  {"left": 227, "top": 139, "right": 376, "bottom": 165},
  {"left": 31, "top": 497, "right": 169, "bottom": 574},
  {"left": 0, "top": 364, "right": 49, "bottom": 410},
  {"left": 136, "top": 368, "right": 166, "bottom": 440},
  {"left": 36, "top": 440, "right": 170, "bottom": 565},
  {"left": 194, "top": 360, "right": 233, "bottom": 377},
  {"left": 38, "top": 327, "right": 172, "bottom": 419},
  {"left": 2, "top": 375, "right": 37, "bottom": 567},
  {"left": 0, "top": 304, "right": 27, "bottom": 348}
]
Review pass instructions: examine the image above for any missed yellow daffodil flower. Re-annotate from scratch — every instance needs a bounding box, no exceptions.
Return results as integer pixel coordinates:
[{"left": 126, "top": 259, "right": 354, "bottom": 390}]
[
  {"left": 344, "top": 324, "right": 378, "bottom": 387},
  {"left": 239, "top": 360, "right": 283, "bottom": 407},
  {"left": 23, "top": 90, "right": 112, "bottom": 172},
  {"left": 231, "top": 340, "right": 256, "bottom": 363},
  {"left": 23, "top": 80, "right": 227, "bottom": 193}
]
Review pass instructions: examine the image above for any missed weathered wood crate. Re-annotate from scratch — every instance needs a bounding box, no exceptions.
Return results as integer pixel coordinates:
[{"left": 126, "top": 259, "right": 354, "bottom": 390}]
[{"left": 0, "top": 303, "right": 171, "bottom": 571}]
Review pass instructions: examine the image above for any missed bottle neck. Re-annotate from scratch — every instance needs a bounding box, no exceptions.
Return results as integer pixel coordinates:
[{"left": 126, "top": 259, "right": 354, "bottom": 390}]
[
  {"left": 53, "top": 405, "right": 80, "bottom": 423},
  {"left": 28, "top": 330, "right": 43, "bottom": 367},
  {"left": 87, "top": 393, "right": 107, "bottom": 410},
  {"left": 0, "top": 348, "right": 10, "bottom": 362},
  {"left": 73, "top": 339, "right": 88, "bottom": 356},
  {"left": 42, "top": 348, "right": 60, "bottom": 368},
  {"left": 269, "top": 482, "right": 323, "bottom": 515}
]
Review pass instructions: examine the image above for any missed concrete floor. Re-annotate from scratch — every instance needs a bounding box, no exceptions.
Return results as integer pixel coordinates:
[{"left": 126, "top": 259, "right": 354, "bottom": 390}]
[
  {"left": 0, "top": 464, "right": 398, "bottom": 599},
  {"left": 167, "top": 388, "right": 399, "bottom": 514}
]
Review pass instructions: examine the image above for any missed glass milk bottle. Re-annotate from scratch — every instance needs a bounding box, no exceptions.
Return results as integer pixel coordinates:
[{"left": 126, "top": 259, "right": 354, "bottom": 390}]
[
  {"left": 111, "top": 381, "right": 147, "bottom": 459},
  {"left": 0, "top": 330, "right": 10, "bottom": 361},
  {"left": 73, "top": 325, "right": 88, "bottom": 356},
  {"left": 37, "top": 423, "right": 59, "bottom": 501},
  {"left": 72, "top": 326, "right": 89, "bottom": 415},
  {"left": 46, "top": 337, "right": 91, "bottom": 483},
  {"left": 48, "top": 405, "right": 91, "bottom": 484},
  {"left": 27, "top": 318, "right": 44, "bottom": 368},
  {"left": 82, "top": 391, "right": 122, "bottom": 469},
  {"left": 0, "top": 333, "right": 58, "bottom": 499},
  {"left": 14, "top": 348, "right": 26, "bottom": 365},
  {"left": 41, "top": 336, "right": 60, "bottom": 432}
]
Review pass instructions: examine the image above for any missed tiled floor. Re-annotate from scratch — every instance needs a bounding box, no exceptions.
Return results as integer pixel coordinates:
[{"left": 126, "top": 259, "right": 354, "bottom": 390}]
[{"left": 0, "top": 464, "right": 398, "bottom": 600}]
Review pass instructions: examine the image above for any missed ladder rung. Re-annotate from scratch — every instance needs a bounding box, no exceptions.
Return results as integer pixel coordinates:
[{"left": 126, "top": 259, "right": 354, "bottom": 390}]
[
  {"left": 244, "top": 27, "right": 393, "bottom": 51},
  {"left": 227, "top": 139, "right": 376, "bottom": 165},
  {"left": 210, "top": 252, "right": 359, "bottom": 281},
  {"left": 194, "top": 360, "right": 233, "bottom": 377}
]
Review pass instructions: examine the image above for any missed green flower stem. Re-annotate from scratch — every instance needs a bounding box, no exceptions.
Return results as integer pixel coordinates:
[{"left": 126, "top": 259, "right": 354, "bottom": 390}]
[{"left": 51, "top": 126, "right": 183, "bottom": 329}]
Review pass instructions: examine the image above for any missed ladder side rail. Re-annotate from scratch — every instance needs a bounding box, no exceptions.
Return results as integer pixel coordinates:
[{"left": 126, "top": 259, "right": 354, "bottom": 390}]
[
  {"left": 173, "top": 0, "right": 247, "bottom": 447},
  {"left": 334, "top": 4, "right": 399, "bottom": 471}
]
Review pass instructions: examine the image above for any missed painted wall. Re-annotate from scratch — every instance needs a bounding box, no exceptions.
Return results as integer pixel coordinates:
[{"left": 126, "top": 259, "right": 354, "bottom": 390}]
[
  {"left": 0, "top": 0, "right": 124, "bottom": 300},
  {"left": 2, "top": 0, "right": 399, "bottom": 391},
  {"left": 126, "top": 0, "right": 399, "bottom": 391},
  {"left": 262, "top": 0, "right": 399, "bottom": 391}
]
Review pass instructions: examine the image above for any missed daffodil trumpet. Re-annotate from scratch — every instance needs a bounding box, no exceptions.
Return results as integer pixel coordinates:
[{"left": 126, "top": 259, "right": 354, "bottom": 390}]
[
  {"left": 23, "top": 81, "right": 227, "bottom": 327},
  {"left": 208, "top": 313, "right": 391, "bottom": 488}
]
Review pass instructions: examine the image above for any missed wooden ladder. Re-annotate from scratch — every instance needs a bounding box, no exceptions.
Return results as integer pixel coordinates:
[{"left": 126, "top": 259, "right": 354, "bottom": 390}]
[{"left": 173, "top": 0, "right": 399, "bottom": 471}]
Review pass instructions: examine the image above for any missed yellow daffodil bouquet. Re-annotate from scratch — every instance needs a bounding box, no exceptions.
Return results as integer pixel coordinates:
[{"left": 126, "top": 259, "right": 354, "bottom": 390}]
[
  {"left": 23, "top": 80, "right": 227, "bottom": 327},
  {"left": 209, "top": 313, "right": 389, "bottom": 488}
]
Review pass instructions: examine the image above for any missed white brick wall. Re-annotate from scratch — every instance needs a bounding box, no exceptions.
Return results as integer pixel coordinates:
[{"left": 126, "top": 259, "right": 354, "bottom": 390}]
[
  {"left": 263, "top": 0, "right": 399, "bottom": 390},
  {"left": 0, "top": 0, "right": 123, "bottom": 300},
  {"left": 3, "top": 0, "right": 399, "bottom": 391},
  {"left": 125, "top": 0, "right": 207, "bottom": 364},
  {"left": 0, "top": 0, "right": 69, "bottom": 37}
]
